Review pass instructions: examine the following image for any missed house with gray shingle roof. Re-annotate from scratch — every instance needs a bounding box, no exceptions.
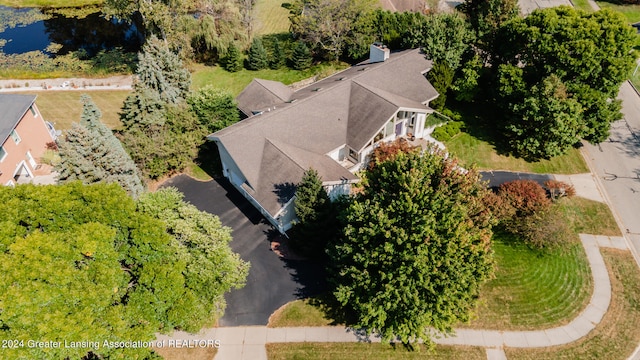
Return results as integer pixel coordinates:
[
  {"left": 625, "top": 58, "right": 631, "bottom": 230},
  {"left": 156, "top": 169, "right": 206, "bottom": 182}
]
[{"left": 208, "top": 45, "right": 439, "bottom": 233}]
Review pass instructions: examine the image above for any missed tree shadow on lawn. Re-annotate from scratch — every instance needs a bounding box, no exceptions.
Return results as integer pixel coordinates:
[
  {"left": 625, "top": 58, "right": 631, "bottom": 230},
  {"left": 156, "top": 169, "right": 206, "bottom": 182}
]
[{"left": 447, "top": 99, "right": 514, "bottom": 157}]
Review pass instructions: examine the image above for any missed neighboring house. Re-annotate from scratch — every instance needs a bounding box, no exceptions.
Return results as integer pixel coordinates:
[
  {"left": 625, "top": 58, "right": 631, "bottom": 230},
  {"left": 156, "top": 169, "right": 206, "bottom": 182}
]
[
  {"left": 0, "top": 94, "right": 57, "bottom": 186},
  {"left": 209, "top": 45, "right": 439, "bottom": 233}
]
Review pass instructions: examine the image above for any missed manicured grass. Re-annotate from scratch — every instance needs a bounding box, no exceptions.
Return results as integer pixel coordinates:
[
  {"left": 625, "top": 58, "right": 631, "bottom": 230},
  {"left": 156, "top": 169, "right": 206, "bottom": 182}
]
[
  {"left": 266, "top": 343, "right": 486, "bottom": 360},
  {"left": 253, "top": 0, "right": 290, "bottom": 34},
  {"left": 184, "top": 162, "right": 213, "bottom": 182},
  {"left": 595, "top": 1, "right": 640, "bottom": 23},
  {"left": 467, "top": 231, "right": 592, "bottom": 330},
  {"left": 152, "top": 346, "right": 217, "bottom": 360},
  {"left": 268, "top": 299, "right": 334, "bottom": 327},
  {"left": 0, "top": 0, "right": 100, "bottom": 7},
  {"left": 505, "top": 249, "right": 640, "bottom": 359},
  {"left": 572, "top": 0, "right": 595, "bottom": 11},
  {"left": 630, "top": 67, "right": 640, "bottom": 91},
  {"left": 445, "top": 132, "right": 589, "bottom": 174},
  {"left": 16, "top": 90, "right": 128, "bottom": 130},
  {"left": 190, "top": 62, "right": 349, "bottom": 96},
  {"left": 556, "top": 196, "right": 622, "bottom": 236}
]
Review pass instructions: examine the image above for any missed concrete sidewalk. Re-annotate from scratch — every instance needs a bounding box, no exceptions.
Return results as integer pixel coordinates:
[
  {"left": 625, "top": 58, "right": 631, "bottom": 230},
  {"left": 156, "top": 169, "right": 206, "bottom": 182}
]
[{"left": 156, "top": 234, "right": 627, "bottom": 360}]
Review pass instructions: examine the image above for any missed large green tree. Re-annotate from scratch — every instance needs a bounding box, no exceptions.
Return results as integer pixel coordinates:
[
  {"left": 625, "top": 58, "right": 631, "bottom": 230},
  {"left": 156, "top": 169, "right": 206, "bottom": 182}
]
[
  {"left": 0, "top": 182, "right": 247, "bottom": 359},
  {"left": 421, "top": 13, "right": 475, "bottom": 71},
  {"left": 288, "top": 0, "right": 376, "bottom": 60},
  {"left": 328, "top": 148, "right": 494, "bottom": 344},
  {"left": 187, "top": 85, "right": 240, "bottom": 132},
  {"left": 247, "top": 37, "right": 268, "bottom": 70},
  {"left": 103, "top": 0, "right": 247, "bottom": 60},
  {"left": 492, "top": 7, "right": 635, "bottom": 157},
  {"left": 57, "top": 95, "right": 145, "bottom": 198}
]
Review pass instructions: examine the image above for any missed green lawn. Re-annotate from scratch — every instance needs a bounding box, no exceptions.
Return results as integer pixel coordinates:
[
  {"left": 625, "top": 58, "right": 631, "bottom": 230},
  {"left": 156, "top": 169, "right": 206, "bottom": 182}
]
[
  {"left": 556, "top": 196, "right": 622, "bottom": 236},
  {"left": 572, "top": 0, "right": 595, "bottom": 11},
  {"left": 253, "top": 0, "right": 290, "bottom": 35},
  {"left": 268, "top": 299, "right": 334, "bottom": 327},
  {"left": 444, "top": 132, "right": 589, "bottom": 174},
  {"left": 190, "top": 62, "right": 349, "bottom": 96},
  {"left": 17, "top": 90, "right": 128, "bottom": 131},
  {"left": 595, "top": 1, "right": 640, "bottom": 22},
  {"left": 467, "top": 231, "right": 593, "bottom": 330},
  {"left": 266, "top": 343, "right": 486, "bottom": 360},
  {"left": 505, "top": 249, "right": 640, "bottom": 359}
]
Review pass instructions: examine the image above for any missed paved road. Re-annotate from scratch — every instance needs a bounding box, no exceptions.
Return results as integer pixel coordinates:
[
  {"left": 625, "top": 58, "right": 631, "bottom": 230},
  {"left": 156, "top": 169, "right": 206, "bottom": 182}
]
[
  {"left": 479, "top": 170, "right": 554, "bottom": 189},
  {"left": 161, "top": 175, "right": 326, "bottom": 326},
  {"left": 582, "top": 81, "right": 640, "bottom": 263}
]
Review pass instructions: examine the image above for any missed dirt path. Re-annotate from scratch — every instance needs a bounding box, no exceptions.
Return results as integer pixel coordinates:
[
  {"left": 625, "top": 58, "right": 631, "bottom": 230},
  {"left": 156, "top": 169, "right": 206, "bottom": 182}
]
[{"left": 0, "top": 75, "right": 133, "bottom": 93}]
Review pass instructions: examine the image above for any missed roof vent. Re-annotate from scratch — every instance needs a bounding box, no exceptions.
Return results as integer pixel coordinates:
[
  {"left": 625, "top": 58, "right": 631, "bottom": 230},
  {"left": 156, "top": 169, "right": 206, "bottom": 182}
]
[
  {"left": 286, "top": 99, "right": 298, "bottom": 103},
  {"left": 312, "top": 87, "right": 322, "bottom": 92},
  {"left": 336, "top": 77, "right": 346, "bottom": 81}
]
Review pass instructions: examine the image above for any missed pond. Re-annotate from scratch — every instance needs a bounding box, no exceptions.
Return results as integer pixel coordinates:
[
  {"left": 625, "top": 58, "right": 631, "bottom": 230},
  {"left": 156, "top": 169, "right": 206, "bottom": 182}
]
[{"left": 0, "top": 5, "right": 144, "bottom": 57}]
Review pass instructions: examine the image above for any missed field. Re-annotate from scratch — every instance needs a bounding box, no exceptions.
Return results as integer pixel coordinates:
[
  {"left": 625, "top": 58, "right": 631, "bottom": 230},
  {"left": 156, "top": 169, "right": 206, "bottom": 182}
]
[
  {"left": 595, "top": 1, "right": 640, "bottom": 23},
  {"left": 190, "top": 62, "right": 349, "bottom": 96},
  {"left": 253, "top": 0, "right": 291, "bottom": 35},
  {"left": 16, "top": 90, "right": 128, "bottom": 130}
]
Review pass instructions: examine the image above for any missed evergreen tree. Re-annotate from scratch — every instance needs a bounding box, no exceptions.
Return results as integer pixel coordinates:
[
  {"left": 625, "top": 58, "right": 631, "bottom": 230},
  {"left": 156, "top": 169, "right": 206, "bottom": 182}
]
[
  {"left": 269, "top": 39, "right": 286, "bottom": 69},
  {"left": 291, "top": 41, "right": 312, "bottom": 70},
  {"left": 289, "top": 168, "right": 336, "bottom": 258},
  {"left": 221, "top": 43, "right": 243, "bottom": 72},
  {"left": 135, "top": 35, "right": 191, "bottom": 104},
  {"left": 187, "top": 85, "right": 240, "bottom": 132},
  {"left": 56, "top": 95, "right": 145, "bottom": 198},
  {"left": 247, "top": 37, "right": 268, "bottom": 70}
]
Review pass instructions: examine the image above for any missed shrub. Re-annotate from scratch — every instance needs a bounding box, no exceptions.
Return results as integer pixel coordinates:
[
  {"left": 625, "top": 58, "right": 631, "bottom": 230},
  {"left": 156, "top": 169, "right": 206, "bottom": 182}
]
[
  {"left": 482, "top": 190, "right": 515, "bottom": 223},
  {"left": 498, "top": 179, "right": 551, "bottom": 217},
  {"left": 432, "top": 121, "right": 463, "bottom": 141},
  {"left": 40, "top": 149, "right": 61, "bottom": 166},
  {"left": 368, "top": 138, "right": 419, "bottom": 169},
  {"left": 544, "top": 180, "right": 576, "bottom": 200},
  {"left": 518, "top": 205, "right": 575, "bottom": 250}
]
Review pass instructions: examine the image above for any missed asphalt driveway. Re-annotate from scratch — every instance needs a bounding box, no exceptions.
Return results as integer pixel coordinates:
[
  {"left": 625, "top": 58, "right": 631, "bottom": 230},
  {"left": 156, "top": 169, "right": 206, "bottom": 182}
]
[{"left": 161, "top": 175, "right": 326, "bottom": 326}]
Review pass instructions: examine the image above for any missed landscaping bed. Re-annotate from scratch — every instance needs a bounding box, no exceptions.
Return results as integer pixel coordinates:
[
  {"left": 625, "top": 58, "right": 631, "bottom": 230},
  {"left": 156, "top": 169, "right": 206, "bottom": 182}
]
[{"left": 266, "top": 343, "right": 485, "bottom": 360}]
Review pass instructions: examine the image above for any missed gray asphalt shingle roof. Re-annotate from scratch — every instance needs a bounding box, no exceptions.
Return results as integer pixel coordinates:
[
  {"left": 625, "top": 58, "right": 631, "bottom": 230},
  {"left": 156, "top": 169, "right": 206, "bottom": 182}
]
[
  {"left": 0, "top": 94, "right": 36, "bottom": 146},
  {"left": 210, "top": 49, "right": 437, "bottom": 218}
]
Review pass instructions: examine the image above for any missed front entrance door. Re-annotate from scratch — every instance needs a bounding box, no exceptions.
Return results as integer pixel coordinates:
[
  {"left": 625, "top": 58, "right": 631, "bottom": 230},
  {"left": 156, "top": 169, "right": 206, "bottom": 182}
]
[{"left": 395, "top": 122, "right": 403, "bottom": 136}]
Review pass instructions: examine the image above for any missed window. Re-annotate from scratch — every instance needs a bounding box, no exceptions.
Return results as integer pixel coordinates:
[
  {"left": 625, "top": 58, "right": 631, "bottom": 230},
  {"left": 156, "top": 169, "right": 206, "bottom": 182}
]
[
  {"left": 384, "top": 120, "right": 394, "bottom": 137},
  {"left": 409, "top": 113, "right": 416, "bottom": 126},
  {"left": 349, "top": 148, "right": 358, "bottom": 161},
  {"left": 29, "top": 106, "right": 38, "bottom": 117},
  {"left": 0, "top": 146, "right": 6, "bottom": 162},
  {"left": 10, "top": 130, "right": 21, "bottom": 144}
]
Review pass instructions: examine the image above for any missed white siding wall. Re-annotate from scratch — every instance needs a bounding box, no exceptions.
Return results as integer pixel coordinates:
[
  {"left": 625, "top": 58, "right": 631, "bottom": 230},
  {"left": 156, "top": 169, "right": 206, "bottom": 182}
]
[{"left": 325, "top": 183, "right": 351, "bottom": 200}]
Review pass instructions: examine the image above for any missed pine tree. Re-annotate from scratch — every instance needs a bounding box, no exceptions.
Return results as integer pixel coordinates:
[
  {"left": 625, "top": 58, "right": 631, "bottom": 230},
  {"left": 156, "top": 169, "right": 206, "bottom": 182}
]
[
  {"left": 135, "top": 35, "right": 191, "bottom": 104},
  {"left": 289, "top": 168, "right": 335, "bottom": 258},
  {"left": 290, "top": 41, "right": 312, "bottom": 70},
  {"left": 56, "top": 95, "right": 145, "bottom": 198},
  {"left": 247, "top": 37, "right": 268, "bottom": 70},
  {"left": 269, "top": 39, "right": 285, "bottom": 70},
  {"left": 221, "top": 43, "right": 243, "bottom": 72}
]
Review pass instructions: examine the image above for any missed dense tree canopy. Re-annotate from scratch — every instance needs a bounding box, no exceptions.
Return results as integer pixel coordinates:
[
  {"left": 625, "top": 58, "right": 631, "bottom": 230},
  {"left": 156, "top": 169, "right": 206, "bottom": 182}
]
[
  {"left": 0, "top": 183, "right": 247, "bottom": 359},
  {"left": 103, "top": 0, "right": 247, "bottom": 59},
  {"left": 421, "top": 13, "right": 475, "bottom": 71},
  {"left": 328, "top": 148, "right": 495, "bottom": 344},
  {"left": 492, "top": 7, "right": 635, "bottom": 158},
  {"left": 288, "top": 0, "right": 377, "bottom": 60}
]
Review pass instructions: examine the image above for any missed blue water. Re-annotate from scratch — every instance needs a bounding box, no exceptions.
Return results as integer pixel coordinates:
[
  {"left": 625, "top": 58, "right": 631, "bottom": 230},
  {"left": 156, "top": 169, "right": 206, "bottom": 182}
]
[
  {"left": 0, "top": 6, "right": 143, "bottom": 56},
  {"left": 0, "top": 21, "right": 50, "bottom": 54}
]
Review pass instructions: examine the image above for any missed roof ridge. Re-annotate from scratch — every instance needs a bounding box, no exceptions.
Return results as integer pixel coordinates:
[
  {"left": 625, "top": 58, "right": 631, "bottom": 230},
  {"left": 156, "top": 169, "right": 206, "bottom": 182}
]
[
  {"left": 254, "top": 78, "right": 290, "bottom": 101},
  {"left": 264, "top": 138, "right": 308, "bottom": 174},
  {"left": 350, "top": 80, "right": 398, "bottom": 109}
]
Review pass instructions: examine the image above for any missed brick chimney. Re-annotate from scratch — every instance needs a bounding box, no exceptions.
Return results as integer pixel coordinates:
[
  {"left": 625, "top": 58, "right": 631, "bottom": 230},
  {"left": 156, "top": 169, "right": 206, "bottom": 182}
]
[{"left": 369, "top": 43, "right": 390, "bottom": 63}]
